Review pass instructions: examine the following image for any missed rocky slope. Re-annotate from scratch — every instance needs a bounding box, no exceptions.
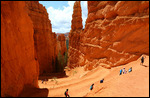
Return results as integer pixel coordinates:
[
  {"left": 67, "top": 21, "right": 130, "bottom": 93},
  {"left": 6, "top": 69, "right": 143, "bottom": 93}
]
[
  {"left": 68, "top": 1, "right": 149, "bottom": 70},
  {"left": 25, "top": 1, "right": 57, "bottom": 75},
  {"left": 1, "top": 1, "right": 39, "bottom": 97}
]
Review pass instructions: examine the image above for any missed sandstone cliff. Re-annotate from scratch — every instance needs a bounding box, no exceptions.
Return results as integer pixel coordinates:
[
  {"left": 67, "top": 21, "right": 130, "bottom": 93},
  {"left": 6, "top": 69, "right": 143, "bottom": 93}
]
[
  {"left": 80, "top": 1, "right": 149, "bottom": 70},
  {"left": 68, "top": 1, "right": 149, "bottom": 70},
  {"left": 1, "top": 1, "right": 39, "bottom": 97},
  {"left": 57, "top": 34, "right": 67, "bottom": 56},
  {"left": 25, "top": 1, "right": 57, "bottom": 75},
  {"left": 68, "top": 1, "right": 83, "bottom": 68}
]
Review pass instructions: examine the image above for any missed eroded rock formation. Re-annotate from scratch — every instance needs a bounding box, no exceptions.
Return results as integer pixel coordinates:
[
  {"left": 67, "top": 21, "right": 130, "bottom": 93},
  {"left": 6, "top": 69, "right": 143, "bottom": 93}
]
[
  {"left": 81, "top": 1, "right": 149, "bottom": 70},
  {"left": 71, "top": 1, "right": 83, "bottom": 32},
  {"left": 57, "top": 34, "right": 67, "bottom": 55},
  {"left": 1, "top": 1, "right": 39, "bottom": 97},
  {"left": 68, "top": 1, "right": 149, "bottom": 70},
  {"left": 68, "top": 1, "right": 83, "bottom": 68},
  {"left": 25, "top": 1, "right": 57, "bottom": 75}
]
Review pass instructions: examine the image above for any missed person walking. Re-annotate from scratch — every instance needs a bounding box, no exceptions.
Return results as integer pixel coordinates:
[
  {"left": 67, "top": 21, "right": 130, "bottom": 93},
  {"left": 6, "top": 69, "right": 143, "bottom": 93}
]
[
  {"left": 90, "top": 84, "right": 94, "bottom": 91},
  {"left": 64, "top": 89, "right": 70, "bottom": 97},
  {"left": 123, "top": 68, "right": 125, "bottom": 74},
  {"left": 119, "top": 69, "right": 122, "bottom": 75},
  {"left": 128, "top": 67, "right": 132, "bottom": 73},
  {"left": 100, "top": 78, "right": 104, "bottom": 83},
  {"left": 140, "top": 56, "right": 146, "bottom": 65}
]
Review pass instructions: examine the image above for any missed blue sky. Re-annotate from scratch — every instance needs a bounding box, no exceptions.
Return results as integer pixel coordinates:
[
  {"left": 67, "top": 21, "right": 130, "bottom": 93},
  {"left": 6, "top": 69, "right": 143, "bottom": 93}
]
[
  {"left": 39, "top": 1, "right": 68, "bottom": 9},
  {"left": 39, "top": 1, "right": 88, "bottom": 33}
]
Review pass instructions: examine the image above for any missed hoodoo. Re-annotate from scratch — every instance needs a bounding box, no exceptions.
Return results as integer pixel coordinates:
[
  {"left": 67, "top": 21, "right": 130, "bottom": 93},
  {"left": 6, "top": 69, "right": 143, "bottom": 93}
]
[{"left": 68, "top": 1, "right": 83, "bottom": 68}]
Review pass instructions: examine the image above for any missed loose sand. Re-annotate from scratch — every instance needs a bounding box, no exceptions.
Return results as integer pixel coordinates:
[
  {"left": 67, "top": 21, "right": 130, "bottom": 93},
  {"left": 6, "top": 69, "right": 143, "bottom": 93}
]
[{"left": 20, "top": 55, "right": 149, "bottom": 97}]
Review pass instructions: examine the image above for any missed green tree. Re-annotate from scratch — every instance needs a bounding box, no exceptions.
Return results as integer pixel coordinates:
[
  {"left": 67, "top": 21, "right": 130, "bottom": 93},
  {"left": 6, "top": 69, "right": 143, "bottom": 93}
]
[
  {"left": 64, "top": 51, "right": 68, "bottom": 67},
  {"left": 57, "top": 51, "right": 64, "bottom": 72},
  {"left": 66, "top": 39, "right": 69, "bottom": 50}
]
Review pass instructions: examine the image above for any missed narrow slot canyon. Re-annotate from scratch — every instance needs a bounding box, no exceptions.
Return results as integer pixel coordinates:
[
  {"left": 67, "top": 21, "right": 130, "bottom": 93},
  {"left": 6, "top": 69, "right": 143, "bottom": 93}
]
[{"left": 1, "top": 1, "right": 149, "bottom": 97}]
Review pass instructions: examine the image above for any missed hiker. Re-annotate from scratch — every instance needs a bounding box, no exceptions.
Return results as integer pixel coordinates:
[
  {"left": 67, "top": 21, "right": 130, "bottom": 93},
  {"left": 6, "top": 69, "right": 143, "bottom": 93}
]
[
  {"left": 119, "top": 69, "right": 122, "bottom": 75},
  {"left": 100, "top": 78, "right": 104, "bottom": 83},
  {"left": 140, "top": 56, "right": 146, "bottom": 65},
  {"left": 128, "top": 67, "right": 132, "bottom": 73},
  {"left": 64, "top": 89, "right": 70, "bottom": 97},
  {"left": 123, "top": 68, "right": 125, "bottom": 74},
  {"left": 42, "top": 80, "right": 44, "bottom": 84},
  {"left": 90, "top": 84, "right": 94, "bottom": 90}
]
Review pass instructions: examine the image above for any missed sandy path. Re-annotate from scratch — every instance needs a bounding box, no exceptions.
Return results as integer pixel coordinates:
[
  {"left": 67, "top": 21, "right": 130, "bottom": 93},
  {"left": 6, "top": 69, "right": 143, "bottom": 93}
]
[
  {"left": 20, "top": 55, "right": 149, "bottom": 97},
  {"left": 39, "top": 66, "right": 110, "bottom": 97},
  {"left": 86, "top": 55, "right": 149, "bottom": 97}
]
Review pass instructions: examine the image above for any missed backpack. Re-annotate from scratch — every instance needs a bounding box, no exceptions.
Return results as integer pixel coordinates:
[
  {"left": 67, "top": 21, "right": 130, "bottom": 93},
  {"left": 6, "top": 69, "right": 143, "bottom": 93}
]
[
  {"left": 100, "top": 80, "right": 103, "bottom": 83},
  {"left": 64, "top": 91, "right": 68, "bottom": 96},
  {"left": 64, "top": 91, "right": 66, "bottom": 95}
]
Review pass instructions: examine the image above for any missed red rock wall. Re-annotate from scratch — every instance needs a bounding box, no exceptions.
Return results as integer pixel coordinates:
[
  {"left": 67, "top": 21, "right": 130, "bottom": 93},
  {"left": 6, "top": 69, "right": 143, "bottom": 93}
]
[
  {"left": 51, "top": 32, "right": 58, "bottom": 71},
  {"left": 56, "top": 34, "right": 67, "bottom": 71},
  {"left": 57, "top": 34, "right": 67, "bottom": 56},
  {"left": 1, "top": 1, "right": 39, "bottom": 97},
  {"left": 25, "top": 1, "right": 57, "bottom": 75},
  {"left": 80, "top": 1, "right": 149, "bottom": 70},
  {"left": 68, "top": 1, "right": 83, "bottom": 68}
]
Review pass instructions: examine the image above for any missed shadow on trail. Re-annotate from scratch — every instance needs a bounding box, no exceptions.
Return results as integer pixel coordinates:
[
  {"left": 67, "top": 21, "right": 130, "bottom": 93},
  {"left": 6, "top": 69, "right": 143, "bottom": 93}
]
[
  {"left": 38, "top": 72, "right": 69, "bottom": 81},
  {"left": 18, "top": 84, "right": 49, "bottom": 97},
  {"left": 141, "top": 65, "right": 148, "bottom": 67}
]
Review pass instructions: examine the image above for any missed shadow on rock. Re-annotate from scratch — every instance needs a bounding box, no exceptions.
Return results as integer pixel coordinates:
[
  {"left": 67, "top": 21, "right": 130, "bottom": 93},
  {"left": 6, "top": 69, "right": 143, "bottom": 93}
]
[
  {"left": 38, "top": 72, "right": 68, "bottom": 81},
  {"left": 18, "top": 84, "right": 49, "bottom": 97}
]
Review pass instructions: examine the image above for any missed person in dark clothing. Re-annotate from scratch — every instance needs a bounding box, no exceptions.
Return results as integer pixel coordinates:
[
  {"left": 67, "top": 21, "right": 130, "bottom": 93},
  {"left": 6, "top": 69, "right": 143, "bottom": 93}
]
[
  {"left": 141, "top": 56, "right": 144, "bottom": 65},
  {"left": 100, "top": 78, "right": 104, "bottom": 83},
  {"left": 90, "top": 84, "right": 94, "bottom": 90},
  {"left": 64, "top": 89, "right": 70, "bottom": 97}
]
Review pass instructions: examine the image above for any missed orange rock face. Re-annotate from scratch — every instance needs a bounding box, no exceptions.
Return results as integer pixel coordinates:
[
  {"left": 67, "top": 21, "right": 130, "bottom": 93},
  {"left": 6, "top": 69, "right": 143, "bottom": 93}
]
[
  {"left": 57, "top": 34, "right": 67, "bottom": 56},
  {"left": 80, "top": 1, "right": 149, "bottom": 70},
  {"left": 25, "top": 1, "right": 57, "bottom": 75},
  {"left": 71, "top": 1, "right": 83, "bottom": 32},
  {"left": 67, "top": 1, "right": 83, "bottom": 68},
  {"left": 1, "top": 1, "right": 39, "bottom": 97},
  {"left": 68, "top": 1, "right": 149, "bottom": 70}
]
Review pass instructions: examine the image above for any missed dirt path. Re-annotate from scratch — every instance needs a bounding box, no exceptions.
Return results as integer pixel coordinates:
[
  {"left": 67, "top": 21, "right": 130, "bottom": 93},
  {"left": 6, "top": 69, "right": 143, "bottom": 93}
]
[
  {"left": 20, "top": 55, "right": 149, "bottom": 97},
  {"left": 85, "top": 54, "right": 149, "bottom": 97},
  {"left": 39, "top": 66, "right": 110, "bottom": 97}
]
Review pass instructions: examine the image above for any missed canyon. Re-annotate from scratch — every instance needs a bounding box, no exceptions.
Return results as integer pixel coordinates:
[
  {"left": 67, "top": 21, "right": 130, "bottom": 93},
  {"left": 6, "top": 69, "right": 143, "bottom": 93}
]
[
  {"left": 1, "top": 1, "right": 149, "bottom": 97},
  {"left": 1, "top": 1, "right": 67, "bottom": 97}
]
